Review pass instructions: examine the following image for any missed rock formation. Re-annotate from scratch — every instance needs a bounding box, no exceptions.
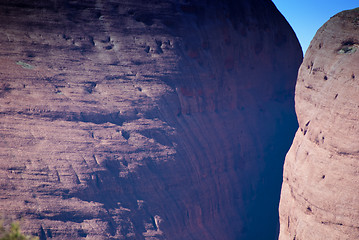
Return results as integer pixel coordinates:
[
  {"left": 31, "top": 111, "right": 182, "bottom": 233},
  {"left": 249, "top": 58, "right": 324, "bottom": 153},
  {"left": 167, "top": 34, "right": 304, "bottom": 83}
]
[
  {"left": 0, "top": 0, "right": 302, "bottom": 239},
  {"left": 279, "top": 8, "right": 359, "bottom": 240}
]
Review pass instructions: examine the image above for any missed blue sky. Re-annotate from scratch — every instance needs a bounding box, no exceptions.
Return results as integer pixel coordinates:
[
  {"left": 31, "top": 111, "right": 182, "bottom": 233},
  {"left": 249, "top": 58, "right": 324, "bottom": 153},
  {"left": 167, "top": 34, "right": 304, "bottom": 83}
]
[{"left": 272, "top": 0, "right": 359, "bottom": 54}]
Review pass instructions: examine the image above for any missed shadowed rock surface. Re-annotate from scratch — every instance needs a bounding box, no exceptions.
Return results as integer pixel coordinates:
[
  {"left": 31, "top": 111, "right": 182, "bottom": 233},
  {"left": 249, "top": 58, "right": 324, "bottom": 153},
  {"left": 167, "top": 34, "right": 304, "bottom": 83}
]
[
  {"left": 0, "top": 0, "right": 302, "bottom": 239},
  {"left": 279, "top": 8, "right": 359, "bottom": 240}
]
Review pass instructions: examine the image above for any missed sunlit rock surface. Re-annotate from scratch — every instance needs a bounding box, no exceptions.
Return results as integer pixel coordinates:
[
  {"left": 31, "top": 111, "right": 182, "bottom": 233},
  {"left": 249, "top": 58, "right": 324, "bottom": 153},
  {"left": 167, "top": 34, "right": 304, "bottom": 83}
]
[
  {"left": 0, "top": 0, "right": 301, "bottom": 239},
  {"left": 279, "top": 8, "right": 359, "bottom": 240}
]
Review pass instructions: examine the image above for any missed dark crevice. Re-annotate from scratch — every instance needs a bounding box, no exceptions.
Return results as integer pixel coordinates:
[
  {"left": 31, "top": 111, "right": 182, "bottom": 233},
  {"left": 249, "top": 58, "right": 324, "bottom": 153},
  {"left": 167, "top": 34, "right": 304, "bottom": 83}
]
[
  {"left": 84, "top": 81, "right": 97, "bottom": 93},
  {"left": 75, "top": 112, "right": 133, "bottom": 126},
  {"left": 14, "top": 110, "right": 138, "bottom": 126},
  {"left": 287, "top": 216, "right": 290, "bottom": 228},
  {"left": 303, "top": 120, "right": 310, "bottom": 135},
  {"left": 78, "top": 229, "right": 87, "bottom": 238},
  {"left": 134, "top": 13, "right": 154, "bottom": 26},
  {"left": 309, "top": 61, "right": 314, "bottom": 71},
  {"left": 155, "top": 39, "right": 163, "bottom": 54},
  {"left": 338, "top": 39, "right": 358, "bottom": 54},
  {"left": 139, "top": 129, "right": 173, "bottom": 147},
  {"left": 0, "top": 83, "right": 12, "bottom": 97},
  {"left": 104, "top": 75, "right": 131, "bottom": 81},
  {"left": 101, "top": 36, "right": 111, "bottom": 43},
  {"left": 46, "top": 229, "right": 52, "bottom": 238},
  {"left": 321, "top": 221, "right": 345, "bottom": 226},
  {"left": 33, "top": 210, "right": 103, "bottom": 224},
  {"left": 39, "top": 226, "right": 46, "bottom": 240},
  {"left": 151, "top": 216, "right": 158, "bottom": 231},
  {"left": 121, "top": 130, "right": 130, "bottom": 140},
  {"left": 89, "top": 36, "right": 95, "bottom": 46},
  {"left": 342, "top": 39, "right": 357, "bottom": 46}
]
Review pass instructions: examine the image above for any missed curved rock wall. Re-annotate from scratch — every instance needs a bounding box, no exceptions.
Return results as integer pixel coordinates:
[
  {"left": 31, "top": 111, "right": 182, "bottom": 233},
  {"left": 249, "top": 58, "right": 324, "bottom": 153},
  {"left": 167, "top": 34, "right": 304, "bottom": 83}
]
[
  {"left": 0, "top": 0, "right": 302, "bottom": 239},
  {"left": 279, "top": 9, "right": 359, "bottom": 240}
]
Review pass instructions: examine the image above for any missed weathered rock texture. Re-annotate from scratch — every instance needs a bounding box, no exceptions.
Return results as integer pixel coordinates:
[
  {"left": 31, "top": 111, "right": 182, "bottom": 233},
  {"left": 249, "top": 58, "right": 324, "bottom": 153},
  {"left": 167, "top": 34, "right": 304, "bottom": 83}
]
[
  {"left": 0, "top": 0, "right": 302, "bottom": 239},
  {"left": 279, "top": 9, "right": 359, "bottom": 240}
]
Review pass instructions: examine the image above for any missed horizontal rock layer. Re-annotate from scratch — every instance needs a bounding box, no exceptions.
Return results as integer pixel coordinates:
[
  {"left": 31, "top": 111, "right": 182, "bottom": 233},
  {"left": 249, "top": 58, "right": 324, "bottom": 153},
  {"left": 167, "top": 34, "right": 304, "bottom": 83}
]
[
  {"left": 279, "top": 8, "right": 359, "bottom": 240},
  {"left": 0, "top": 0, "right": 302, "bottom": 239}
]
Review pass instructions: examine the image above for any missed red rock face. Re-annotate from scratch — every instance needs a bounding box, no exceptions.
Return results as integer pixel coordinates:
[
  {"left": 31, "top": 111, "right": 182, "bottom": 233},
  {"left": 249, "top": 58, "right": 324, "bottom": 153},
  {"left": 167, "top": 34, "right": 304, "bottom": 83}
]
[
  {"left": 279, "top": 9, "right": 359, "bottom": 240},
  {"left": 0, "top": 0, "right": 302, "bottom": 239}
]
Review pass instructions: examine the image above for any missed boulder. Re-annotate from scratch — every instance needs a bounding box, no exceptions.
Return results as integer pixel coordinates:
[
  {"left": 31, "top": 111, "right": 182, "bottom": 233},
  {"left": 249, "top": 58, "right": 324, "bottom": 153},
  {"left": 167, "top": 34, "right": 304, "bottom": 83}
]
[
  {"left": 279, "top": 8, "right": 359, "bottom": 240},
  {"left": 0, "top": 0, "right": 302, "bottom": 239}
]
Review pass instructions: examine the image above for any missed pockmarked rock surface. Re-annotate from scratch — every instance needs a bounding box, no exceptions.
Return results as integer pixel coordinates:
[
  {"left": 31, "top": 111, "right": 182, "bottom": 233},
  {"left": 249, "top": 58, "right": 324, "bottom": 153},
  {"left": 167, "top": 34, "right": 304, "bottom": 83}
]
[
  {"left": 279, "top": 8, "right": 359, "bottom": 240},
  {"left": 0, "top": 0, "right": 302, "bottom": 239}
]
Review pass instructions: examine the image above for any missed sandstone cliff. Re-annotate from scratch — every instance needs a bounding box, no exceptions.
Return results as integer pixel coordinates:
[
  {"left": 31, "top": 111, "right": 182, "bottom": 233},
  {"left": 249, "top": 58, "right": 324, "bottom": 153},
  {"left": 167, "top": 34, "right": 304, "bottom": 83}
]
[
  {"left": 0, "top": 0, "right": 302, "bottom": 239},
  {"left": 279, "top": 8, "right": 359, "bottom": 240}
]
